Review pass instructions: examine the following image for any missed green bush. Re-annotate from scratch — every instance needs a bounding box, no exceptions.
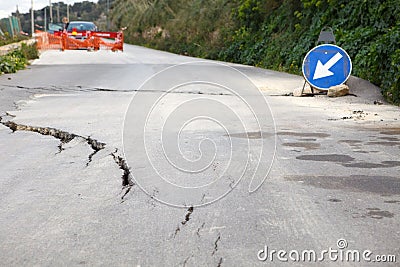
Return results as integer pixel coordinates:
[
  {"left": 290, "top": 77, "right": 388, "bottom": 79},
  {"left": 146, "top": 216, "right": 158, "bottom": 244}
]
[
  {"left": 0, "top": 52, "right": 27, "bottom": 74},
  {"left": 20, "top": 42, "right": 39, "bottom": 60},
  {"left": 0, "top": 43, "right": 38, "bottom": 74}
]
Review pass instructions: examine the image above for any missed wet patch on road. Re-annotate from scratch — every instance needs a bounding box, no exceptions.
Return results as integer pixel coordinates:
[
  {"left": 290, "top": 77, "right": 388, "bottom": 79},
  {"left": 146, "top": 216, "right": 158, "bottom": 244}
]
[
  {"left": 296, "top": 154, "right": 355, "bottom": 163},
  {"left": 366, "top": 141, "right": 400, "bottom": 146},
  {"left": 365, "top": 208, "right": 394, "bottom": 219},
  {"left": 380, "top": 128, "right": 400, "bottom": 135},
  {"left": 227, "top": 131, "right": 273, "bottom": 139},
  {"left": 351, "top": 208, "right": 395, "bottom": 219},
  {"left": 285, "top": 175, "right": 400, "bottom": 195},
  {"left": 384, "top": 200, "right": 400, "bottom": 204},
  {"left": 279, "top": 132, "right": 327, "bottom": 151},
  {"left": 339, "top": 140, "right": 373, "bottom": 154},
  {"left": 278, "top": 131, "right": 330, "bottom": 138},
  {"left": 339, "top": 140, "right": 362, "bottom": 146},
  {"left": 297, "top": 138, "right": 317, "bottom": 142},
  {"left": 343, "top": 161, "right": 400, "bottom": 168},
  {"left": 338, "top": 139, "right": 394, "bottom": 154},
  {"left": 379, "top": 136, "right": 400, "bottom": 141},
  {"left": 296, "top": 154, "right": 400, "bottom": 168},
  {"left": 283, "top": 142, "right": 320, "bottom": 150}
]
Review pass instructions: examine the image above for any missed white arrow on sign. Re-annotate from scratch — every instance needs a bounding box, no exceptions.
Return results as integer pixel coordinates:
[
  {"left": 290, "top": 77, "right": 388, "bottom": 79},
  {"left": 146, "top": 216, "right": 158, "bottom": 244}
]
[{"left": 313, "top": 52, "right": 343, "bottom": 80}]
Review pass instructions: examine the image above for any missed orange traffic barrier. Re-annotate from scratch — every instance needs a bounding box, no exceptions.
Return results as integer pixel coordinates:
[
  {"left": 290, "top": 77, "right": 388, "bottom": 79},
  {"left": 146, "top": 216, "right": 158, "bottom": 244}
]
[
  {"left": 35, "top": 30, "right": 124, "bottom": 52},
  {"left": 35, "top": 31, "right": 62, "bottom": 50}
]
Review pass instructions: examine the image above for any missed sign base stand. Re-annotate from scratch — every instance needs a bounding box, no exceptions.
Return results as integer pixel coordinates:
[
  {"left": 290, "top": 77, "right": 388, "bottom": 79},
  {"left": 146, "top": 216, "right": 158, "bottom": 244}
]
[{"left": 300, "top": 80, "right": 327, "bottom": 96}]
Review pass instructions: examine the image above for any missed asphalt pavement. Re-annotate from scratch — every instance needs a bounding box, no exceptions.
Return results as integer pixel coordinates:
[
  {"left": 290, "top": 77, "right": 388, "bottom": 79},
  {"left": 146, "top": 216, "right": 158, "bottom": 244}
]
[{"left": 0, "top": 44, "right": 399, "bottom": 266}]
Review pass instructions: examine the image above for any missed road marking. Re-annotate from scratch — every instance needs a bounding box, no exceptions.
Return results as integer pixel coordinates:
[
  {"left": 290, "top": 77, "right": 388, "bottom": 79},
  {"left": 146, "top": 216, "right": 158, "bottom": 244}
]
[{"left": 313, "top": 52, "right": 343, "bottom": 80}]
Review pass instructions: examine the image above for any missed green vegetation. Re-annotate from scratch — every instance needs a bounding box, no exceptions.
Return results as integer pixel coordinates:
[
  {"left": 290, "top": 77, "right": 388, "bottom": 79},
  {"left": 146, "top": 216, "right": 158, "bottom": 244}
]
[
  {"left": 110, "top": 0, "right": 234, "bottom": 60},
  {"left": 0, "top": 35, "right": 29, "bottom": 46},
  {"left": 111, "top": 0, "right": 236, "bottom": 58},
  {"left": 0, "top": 43, "right": 39, "bottom": 74},
  {"left": 111, "top": 0, "right": 400, "bottom": 104}
]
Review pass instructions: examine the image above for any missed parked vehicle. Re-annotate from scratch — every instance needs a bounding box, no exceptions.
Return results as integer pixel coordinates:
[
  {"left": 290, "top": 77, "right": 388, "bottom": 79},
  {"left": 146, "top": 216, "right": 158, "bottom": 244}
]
[
  {"left": 47, "top": 23, "right": 63, "bottom": 34},
  {"left": 66, "top": 21, "right": 98, "bottom": 39}
]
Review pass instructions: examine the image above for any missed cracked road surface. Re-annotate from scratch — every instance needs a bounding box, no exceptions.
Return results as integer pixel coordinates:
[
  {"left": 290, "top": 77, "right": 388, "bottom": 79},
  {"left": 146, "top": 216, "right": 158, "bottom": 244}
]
[{"left": 0, "top": 45, "right": 399, "bottom": 266}]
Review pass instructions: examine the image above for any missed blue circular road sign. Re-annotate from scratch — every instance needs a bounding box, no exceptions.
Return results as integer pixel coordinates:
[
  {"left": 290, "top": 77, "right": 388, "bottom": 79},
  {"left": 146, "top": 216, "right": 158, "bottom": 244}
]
[{"left": 302, "top": 44, "right": 352, "bottom": 91}]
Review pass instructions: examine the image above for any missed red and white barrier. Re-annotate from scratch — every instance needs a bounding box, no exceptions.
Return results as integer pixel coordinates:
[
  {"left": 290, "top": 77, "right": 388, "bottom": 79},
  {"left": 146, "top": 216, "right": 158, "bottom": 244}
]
[{"left": 36, "top": 30, "right": 124, "bottom": 52}]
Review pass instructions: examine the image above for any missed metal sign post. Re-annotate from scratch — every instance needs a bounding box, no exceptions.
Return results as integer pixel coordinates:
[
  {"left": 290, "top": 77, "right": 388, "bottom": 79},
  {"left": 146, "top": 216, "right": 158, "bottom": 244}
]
[{"left": 31, "top": 0, "right": 34, "bottom": 37}]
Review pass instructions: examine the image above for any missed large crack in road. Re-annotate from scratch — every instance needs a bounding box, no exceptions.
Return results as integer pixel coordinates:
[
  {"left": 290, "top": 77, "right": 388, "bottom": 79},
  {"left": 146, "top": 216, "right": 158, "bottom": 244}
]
[
  {"left": 0, "top": 84, "right": 232, "bottom": 263},
  {"left": 0, "top": 83, "right": 226, "bottom": 202},
  {"left": 0, "top": 84, "right": 234, "bottom": 96},
  {"left": 0, "top": 117, "right": 133, "bottom": 199}
]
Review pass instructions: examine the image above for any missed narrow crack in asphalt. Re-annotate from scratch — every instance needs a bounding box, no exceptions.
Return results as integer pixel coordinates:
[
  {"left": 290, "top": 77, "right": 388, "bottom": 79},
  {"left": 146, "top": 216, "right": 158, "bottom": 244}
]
[
  {"left": 0, "top": 119, "right": 133, "bottom": 198},
  {"left": 5, "top": 112, "right": 16, "bottom": 118},
  {"left": 217, "top": 257, "right": 223, "bottom": 267},
  {"left": 174, "top": 226, "right": 181, "bottom": 238},
  {"left": 87, "top": 150, "right": 98, "bottom": 165},
  {"left": 196, "top": 222, "right": 206, "bottom": 237},
  {"left": 212, "top": 234, "right": 221, "bottom": 256},
  {"left": 182, "top": 254, "right": 194, "bottom": 267},
  {"left": 131, "top": 88, "right": 233, "bottom": 96},
  {"left": 56, "top": 143, "right": 65, "bottom": 154},
  {"left": 182, "top": 206, "right": 194, "bottom": 225},
  {"left": 173, "top": 206, "right": 194, "bottom": 238}
]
